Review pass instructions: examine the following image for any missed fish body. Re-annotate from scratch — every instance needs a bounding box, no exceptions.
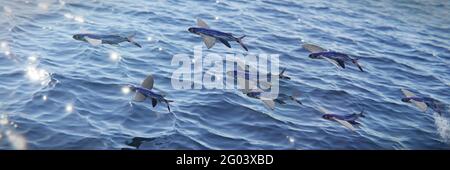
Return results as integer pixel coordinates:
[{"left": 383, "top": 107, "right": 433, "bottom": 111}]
[
  {"left": 188, "top": 19, "right": 248, "bottom": 51},
  {"left": 303, "top": 44, "right": 364, "bottom": 72},
  {"left": 402, "top": 96, "right": 447, "bottom": 115},
  {"left": 128, "top": 75, "right": 172, "bottom": 112},
  {"left": 227, "top": 70, "right": 271, "bottom": 90},
  {"left": 246, "top": 91, "right": 262, "bottom": 99},
  {"left": 273, "top": 93, "right": 302, "bottom": 105},
  {"left": 322, "top": 113, "right": 364, "bottom": 124},
  {"left": 310, "top": 51, "right": 352, "bottom": 61},
  {"left": 73, "top": 33, "right": 142, "bottom": 48},
  {"left": 189, "top": 27, "right": 237, "bottom": 41},
  {"left": 247, "top": 91, "right": 302, "bottom": 106},
  {"left": 129, "top": 85, "right": 165, "bottom": 101},
  {"left": 318, "top": 107, "right": 366, "bottom": 131}
]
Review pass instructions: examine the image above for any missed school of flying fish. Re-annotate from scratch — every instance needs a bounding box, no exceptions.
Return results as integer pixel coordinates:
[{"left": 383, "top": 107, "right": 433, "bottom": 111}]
[
  {"left": 68, "top": 18, "right": 448, "bottom": 133},
  {"left": 1, "top": 1, "right": 449, "bottom": 150}
]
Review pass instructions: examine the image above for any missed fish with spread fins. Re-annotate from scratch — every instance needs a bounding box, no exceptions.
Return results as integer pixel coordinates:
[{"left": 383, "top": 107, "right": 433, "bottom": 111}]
[
  {"left": 188, "top": 19, "right": 248, "bottom": 51},
  {"left": 73, "top": 33, "right": 142, "bottom": 48},
  {"left": 303, "top": 43, "right": 364, "bottom": 72}
]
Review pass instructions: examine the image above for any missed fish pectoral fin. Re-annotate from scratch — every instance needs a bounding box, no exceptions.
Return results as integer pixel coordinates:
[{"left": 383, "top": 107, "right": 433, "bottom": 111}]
[
  {"left": 197, "top": 18, "right": 209, "bottom": 28},
  {"left": 201, "top": 34, "right": 216, "bottom": 49},
  {"left": 355, "top": 62, "right": 364, "bottom": 72},
  {"left": 412, "top": 100, "right": 428, "bottom": 112},
  {"left": 141, "top": 75, "right": 154, "bottom": 90},
  {"left": 133, "top": 92, "right": 146, "bottom": 102},
  {"left": 333, "top": 118, "right": 356, "bottom": 131},
  {"left": 401, "top": 89, "right": 428, "bottom": 112},
  {"left": 218, "top": 38, "right": 231, "bottom": 48},
  {"left": 317, "top": 106, "right": 331, "bottom": 115},
  {"left": 303, "top": 44, "right": 327, "bottom": 53},
  {"left": 260, "top": 92, "right": 278, "bottom": 100},
  {"left": 323, "top": 57, "right": 343, "bottom": 69},
  {"left": 237, "top": 77, "right": 258, "bottom": 92},
  {"left": 261, "top": 99, "right": 276, "bottom": 110},
  {"left": 85, "top": 37, "right": 102, "bottom": 46},
  {"left": 151, "top": 98, "right": 158, "bottom": 107},
  {"left": 401, "top": 89, "right": 416, "bottom": 98},
  {"left": 336, "top": 59, "right": 346, "bottom": 69}
]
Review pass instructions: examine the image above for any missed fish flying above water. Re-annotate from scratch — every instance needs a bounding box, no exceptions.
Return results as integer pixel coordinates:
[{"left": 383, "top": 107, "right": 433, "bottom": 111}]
[
  {"left": 303, "top": 44, "right": 364, "bottom": 72},
  {"left": 230, "top": 63, "right": 296, "bottom": 110},
  {"left": 226, "top": 59, "right": 291, "bottom": 90},
  {"left": 73, "top": 33, "right": 142, "bottom": 48},
  {"left": 244, "top": 89, "right": 278, "bottom": 110},
  {"left": 317, "top": 106, "right": 366, "bottom": 132},
  {"left": 226, "top": 68, "right": 291, "bottom": 89},
  {"left": 127, "top": 75, "right": 173, "bottom": 112},
  {"left": 226, "top": 69, "right": 271, "bottom": 90},
  {"left": 401, "top": 89, "right": 448, "bottom": 115},
  {"left": 188, "top": 19, "right": 248, "bottom": 51},
  {"left": 274, "top": 92, "right": 302, "bottom": 105},
  {"left": 228, "top": 64, "right": 276, "bottom": 110},
  {"left": 233, "top": 59, "right": 292, "bottom": 80},
  {"left": 243, "top": 89, "right": 302, "bottom": 110}
]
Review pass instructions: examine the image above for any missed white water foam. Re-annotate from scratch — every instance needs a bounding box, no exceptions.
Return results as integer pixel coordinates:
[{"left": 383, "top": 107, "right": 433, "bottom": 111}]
[{"left": 433, "top": 112, "right": 450, "bottom": 144}]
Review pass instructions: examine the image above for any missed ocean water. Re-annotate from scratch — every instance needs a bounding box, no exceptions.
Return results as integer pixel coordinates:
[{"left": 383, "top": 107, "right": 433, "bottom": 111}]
[{"left": 0, "top": 0, "right": 449, "bottom": 150}]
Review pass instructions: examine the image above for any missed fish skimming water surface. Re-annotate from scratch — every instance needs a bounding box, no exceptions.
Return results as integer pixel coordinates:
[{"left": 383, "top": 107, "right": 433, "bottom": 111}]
[{"left": 73, "top": 33, "right": 142, "bottom": 48}]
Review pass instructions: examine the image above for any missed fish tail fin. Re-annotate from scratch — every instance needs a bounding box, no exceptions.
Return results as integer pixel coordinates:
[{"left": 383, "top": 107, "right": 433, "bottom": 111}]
[
  {"left": 134, "top": 92, "right": 147, "bottom": 102},
  {"left": 127, "top": 33, "right": 142, "bottom": 48},
  {"left": 279, "top": 68, "right": 291, "bottom": 80},
  {"left": 164, "top": 99, "right": 173, "bottom": 112},
  {"left": 237, "top": 35, "right": 248, "bottom": 51},
  {"left": 352, "top": 58, "right": 364, "bottom": 72}
]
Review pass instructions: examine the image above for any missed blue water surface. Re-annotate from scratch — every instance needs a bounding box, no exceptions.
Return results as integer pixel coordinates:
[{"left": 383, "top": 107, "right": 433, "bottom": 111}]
[{"left": 0, "top": 0, "right": 449, "bottom": 149}]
